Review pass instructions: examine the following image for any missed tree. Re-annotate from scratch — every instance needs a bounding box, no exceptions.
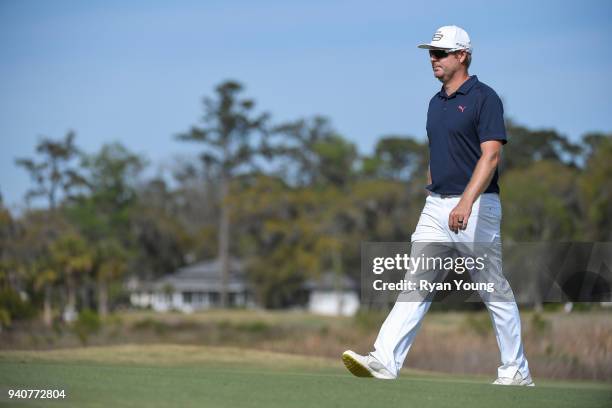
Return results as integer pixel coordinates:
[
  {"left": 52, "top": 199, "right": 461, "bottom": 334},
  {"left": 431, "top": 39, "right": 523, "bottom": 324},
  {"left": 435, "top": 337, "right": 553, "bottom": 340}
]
[
  {"left": 364, "top": 136, "right": 428, "bottom": 181},
  {"left": 312, "top": 134, "right": 358, "bottom": 187},
  {"left": 230, "top": 175, "right": 334, "bottom": 307},
  {"left": 67, "top": 142, "right": 146, "bottom": 316},
  {"left": 501, "top": 160, "right": 580, "bottom": 241},
  {"left": 168, "top": 161, "right": 221, "bottom": 261},
  {"left": 0, "top": 198, "right": 26, "bottom": 329},
  {"left": 272, "top": 117, "right": 358, "bottom": 187},
  {"left": 15, "top": 131, "right": 86, "bottom": 209},
  {"left": 31, "top": 256, "right": 57, "bottom": 326},
  {"left": 50, "top": 232, "right": 93, "bottom": 322},
  {"left": 579, "top": 133, "right": 612, "bottom": 240},
  {"left": 14, "top": 132, "right": 85, "bottom": 324},
  {"left": 16, "top": 210, "right": 69, "bottom": 326},
  {"left": 94, "top": 238, "right": 127, "bottom": 317},
  {"left": 131, "top": 178, "right": 191, "bottom": 279},
  {"left": 230, "top": 170, "right": 418, "bottom": 308},
  {"left": 176, "top": 80, "right": 269, "bottom": 307},
  {"left": 0, "top": 196, "right": 18, "bottom": 291},
  {"left": 270, "top": 116, "right": 336, "bottom": 186},
  {"left": 75, "top": 143, "right": 146, "bottom": 240},
  {"left": 502, "top": 120, "right": 582, "bottom": 171}
]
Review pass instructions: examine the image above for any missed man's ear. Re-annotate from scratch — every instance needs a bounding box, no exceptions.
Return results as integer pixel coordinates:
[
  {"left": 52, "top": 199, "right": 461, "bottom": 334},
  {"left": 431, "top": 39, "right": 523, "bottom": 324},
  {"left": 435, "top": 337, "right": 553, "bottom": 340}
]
[{"left": 458, "top": 51, "right": 467, "bottom": 64}]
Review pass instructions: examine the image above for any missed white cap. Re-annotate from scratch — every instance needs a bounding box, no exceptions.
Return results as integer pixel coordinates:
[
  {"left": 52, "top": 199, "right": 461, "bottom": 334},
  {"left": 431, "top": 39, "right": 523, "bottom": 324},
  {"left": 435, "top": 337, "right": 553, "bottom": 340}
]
[{"left": 417, "top": 25, "right": 472, "bottom": 53}]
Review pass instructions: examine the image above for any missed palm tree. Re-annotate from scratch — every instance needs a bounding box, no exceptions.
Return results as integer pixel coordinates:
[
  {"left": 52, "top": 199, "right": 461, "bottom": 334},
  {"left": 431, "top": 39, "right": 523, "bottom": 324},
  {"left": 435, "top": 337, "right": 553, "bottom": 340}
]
[
  {"left": 50, "top": 232, "right": 93, "bottom": 322},
  {"left": 94, "top": 239, "right": 127, "bottom": 317},
  {"left": 15, "top": 132, "right": 85, "bottom": 325}
]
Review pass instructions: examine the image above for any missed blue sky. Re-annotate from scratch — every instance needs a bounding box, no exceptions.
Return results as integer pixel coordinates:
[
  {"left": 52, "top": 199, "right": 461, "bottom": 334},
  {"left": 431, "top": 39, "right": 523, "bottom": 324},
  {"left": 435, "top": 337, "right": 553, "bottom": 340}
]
[{"left": 1, "top": 0, "right": 611, "bottom": 210}]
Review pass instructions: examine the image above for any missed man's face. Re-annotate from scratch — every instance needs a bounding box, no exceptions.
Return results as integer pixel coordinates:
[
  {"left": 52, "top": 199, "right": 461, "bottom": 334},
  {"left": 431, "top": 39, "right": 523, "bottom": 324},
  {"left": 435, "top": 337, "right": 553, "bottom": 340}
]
[{"left": 429, "top": 49, "right": 467, "bottom": 82}]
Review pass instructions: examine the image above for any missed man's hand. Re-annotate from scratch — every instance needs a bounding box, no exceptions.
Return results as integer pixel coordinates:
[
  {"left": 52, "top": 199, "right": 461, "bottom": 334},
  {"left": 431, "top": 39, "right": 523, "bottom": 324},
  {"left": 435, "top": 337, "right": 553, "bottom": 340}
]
[
  {"left": 449, "top": 140, "right": 503, "bottom": 233},
  {"left": 449, "top": 198, "right": 472, "bottom": 233}
]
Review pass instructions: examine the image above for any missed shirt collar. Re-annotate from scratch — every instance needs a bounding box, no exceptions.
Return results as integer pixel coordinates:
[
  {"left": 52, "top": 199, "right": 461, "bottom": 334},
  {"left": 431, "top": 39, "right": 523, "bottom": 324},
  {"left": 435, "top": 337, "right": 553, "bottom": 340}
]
[{"left": 438, "top": 75, "right": 478, "bottom": 99}]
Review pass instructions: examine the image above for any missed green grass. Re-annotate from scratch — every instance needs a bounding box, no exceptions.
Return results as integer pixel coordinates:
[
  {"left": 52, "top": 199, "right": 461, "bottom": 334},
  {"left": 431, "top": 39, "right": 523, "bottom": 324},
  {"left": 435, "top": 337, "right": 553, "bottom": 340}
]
[{"left": 0, "top": 345, "right": 610, "bottom": 408}]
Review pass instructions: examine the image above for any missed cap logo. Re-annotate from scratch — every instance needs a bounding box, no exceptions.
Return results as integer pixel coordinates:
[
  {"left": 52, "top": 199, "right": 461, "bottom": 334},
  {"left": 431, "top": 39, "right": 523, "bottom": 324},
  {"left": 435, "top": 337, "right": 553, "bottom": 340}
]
[{"left": 432, "top": 31, "right": 443, "bottom": 41}]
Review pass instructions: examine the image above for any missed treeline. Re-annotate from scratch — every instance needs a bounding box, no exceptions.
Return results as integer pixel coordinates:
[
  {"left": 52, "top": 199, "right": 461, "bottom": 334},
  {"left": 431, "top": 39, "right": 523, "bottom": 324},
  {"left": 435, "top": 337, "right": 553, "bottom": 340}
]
[{"left": 0, "top": 80, "right": 610, "bottom": 327}]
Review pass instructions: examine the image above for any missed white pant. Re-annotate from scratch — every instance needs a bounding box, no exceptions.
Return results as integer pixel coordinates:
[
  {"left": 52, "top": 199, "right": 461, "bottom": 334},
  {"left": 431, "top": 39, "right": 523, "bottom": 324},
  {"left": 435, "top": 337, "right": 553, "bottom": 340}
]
[{"left": 370, "top": 193, "right": 530, "bottom": 379}]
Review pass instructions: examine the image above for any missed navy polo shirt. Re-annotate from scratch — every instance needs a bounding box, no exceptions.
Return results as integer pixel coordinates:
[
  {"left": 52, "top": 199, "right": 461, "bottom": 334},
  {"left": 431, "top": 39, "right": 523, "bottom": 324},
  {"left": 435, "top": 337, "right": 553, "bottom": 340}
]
[{"left": 426, "top": 75, "right": 507, "bottom": 195}]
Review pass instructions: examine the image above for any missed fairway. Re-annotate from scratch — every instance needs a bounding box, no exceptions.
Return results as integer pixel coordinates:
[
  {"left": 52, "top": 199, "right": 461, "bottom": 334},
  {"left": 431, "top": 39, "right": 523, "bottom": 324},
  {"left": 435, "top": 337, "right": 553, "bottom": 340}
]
[{"left": 1, "top": 345, "right": 610, "bottom": 408}]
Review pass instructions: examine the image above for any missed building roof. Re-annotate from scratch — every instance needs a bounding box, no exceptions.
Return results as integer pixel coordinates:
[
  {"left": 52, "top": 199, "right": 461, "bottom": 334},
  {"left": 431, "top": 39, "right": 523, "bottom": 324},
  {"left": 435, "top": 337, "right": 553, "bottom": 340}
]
[
  {"left": 303, "top": 272, "right": 357, "bottom": 291},
  {"left": 129, "top": 260, "right": 357, "bottom": 294},
  {"left": 140, "top": 258, "right": 249, "bottom": 293}
]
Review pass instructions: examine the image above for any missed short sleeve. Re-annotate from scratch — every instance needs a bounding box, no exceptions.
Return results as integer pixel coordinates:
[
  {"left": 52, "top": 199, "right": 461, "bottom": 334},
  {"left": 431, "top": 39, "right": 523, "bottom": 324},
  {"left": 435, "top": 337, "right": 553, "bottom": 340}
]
[{"left": 477, "top": 92, "right": 507, "bottom": 144}]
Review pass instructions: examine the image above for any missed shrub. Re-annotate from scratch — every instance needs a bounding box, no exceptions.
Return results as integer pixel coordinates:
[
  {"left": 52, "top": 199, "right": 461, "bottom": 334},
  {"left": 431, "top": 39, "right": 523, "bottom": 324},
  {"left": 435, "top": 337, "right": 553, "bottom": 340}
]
[
  {"left": 132, "top": 317, "right": 168, "bottom": 335},
  {"left": 353, "top": 309, "right": 387, "bottom": 332},
  {"left": 0, "top": 308, "right": 10, "bottom": 330},
  {"left": 72, "top": 309, "right": 101, "bottom": 345},
  {"left": 463, "top": 313, "right": 492, "bottom": 337},
  {"left": 530, "top": 312, "right": 551, "bottom": 335},
  {"left": 0, "top": 288, "right": 36, "bottom": 323}
]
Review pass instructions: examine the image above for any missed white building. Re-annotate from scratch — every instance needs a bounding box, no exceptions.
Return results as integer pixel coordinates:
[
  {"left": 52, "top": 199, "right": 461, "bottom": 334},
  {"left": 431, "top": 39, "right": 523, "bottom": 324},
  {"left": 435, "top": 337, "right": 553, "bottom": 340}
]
[
  {"left": 128, "top": 259, "right": 360, "bottom": 316},
  {"left": 304, "top": 273, "right": 360, "bottom": 317},
  {"left": 128, "top": 258, "right": 254, "bottom": 313}
]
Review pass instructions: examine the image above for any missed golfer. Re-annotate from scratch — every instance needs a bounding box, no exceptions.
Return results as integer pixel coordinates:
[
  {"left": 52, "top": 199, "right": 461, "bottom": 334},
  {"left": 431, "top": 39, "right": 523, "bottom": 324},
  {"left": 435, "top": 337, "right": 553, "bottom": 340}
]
[{"left": 342, "top": 25, "right": 534, "bottom": 386}]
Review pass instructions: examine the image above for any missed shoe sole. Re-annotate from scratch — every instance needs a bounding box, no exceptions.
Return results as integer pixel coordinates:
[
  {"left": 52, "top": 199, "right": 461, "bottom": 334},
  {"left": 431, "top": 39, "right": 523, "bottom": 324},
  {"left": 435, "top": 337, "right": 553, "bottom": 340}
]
[
  {"left": 342, "top": 352, "right": 374, "bottom": 378},
  {"left": 492, "top": 380, "right": 535, "bottom": 386},
  {"left": 495, "top": 383, "right": 535, "bottom": 386}
]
